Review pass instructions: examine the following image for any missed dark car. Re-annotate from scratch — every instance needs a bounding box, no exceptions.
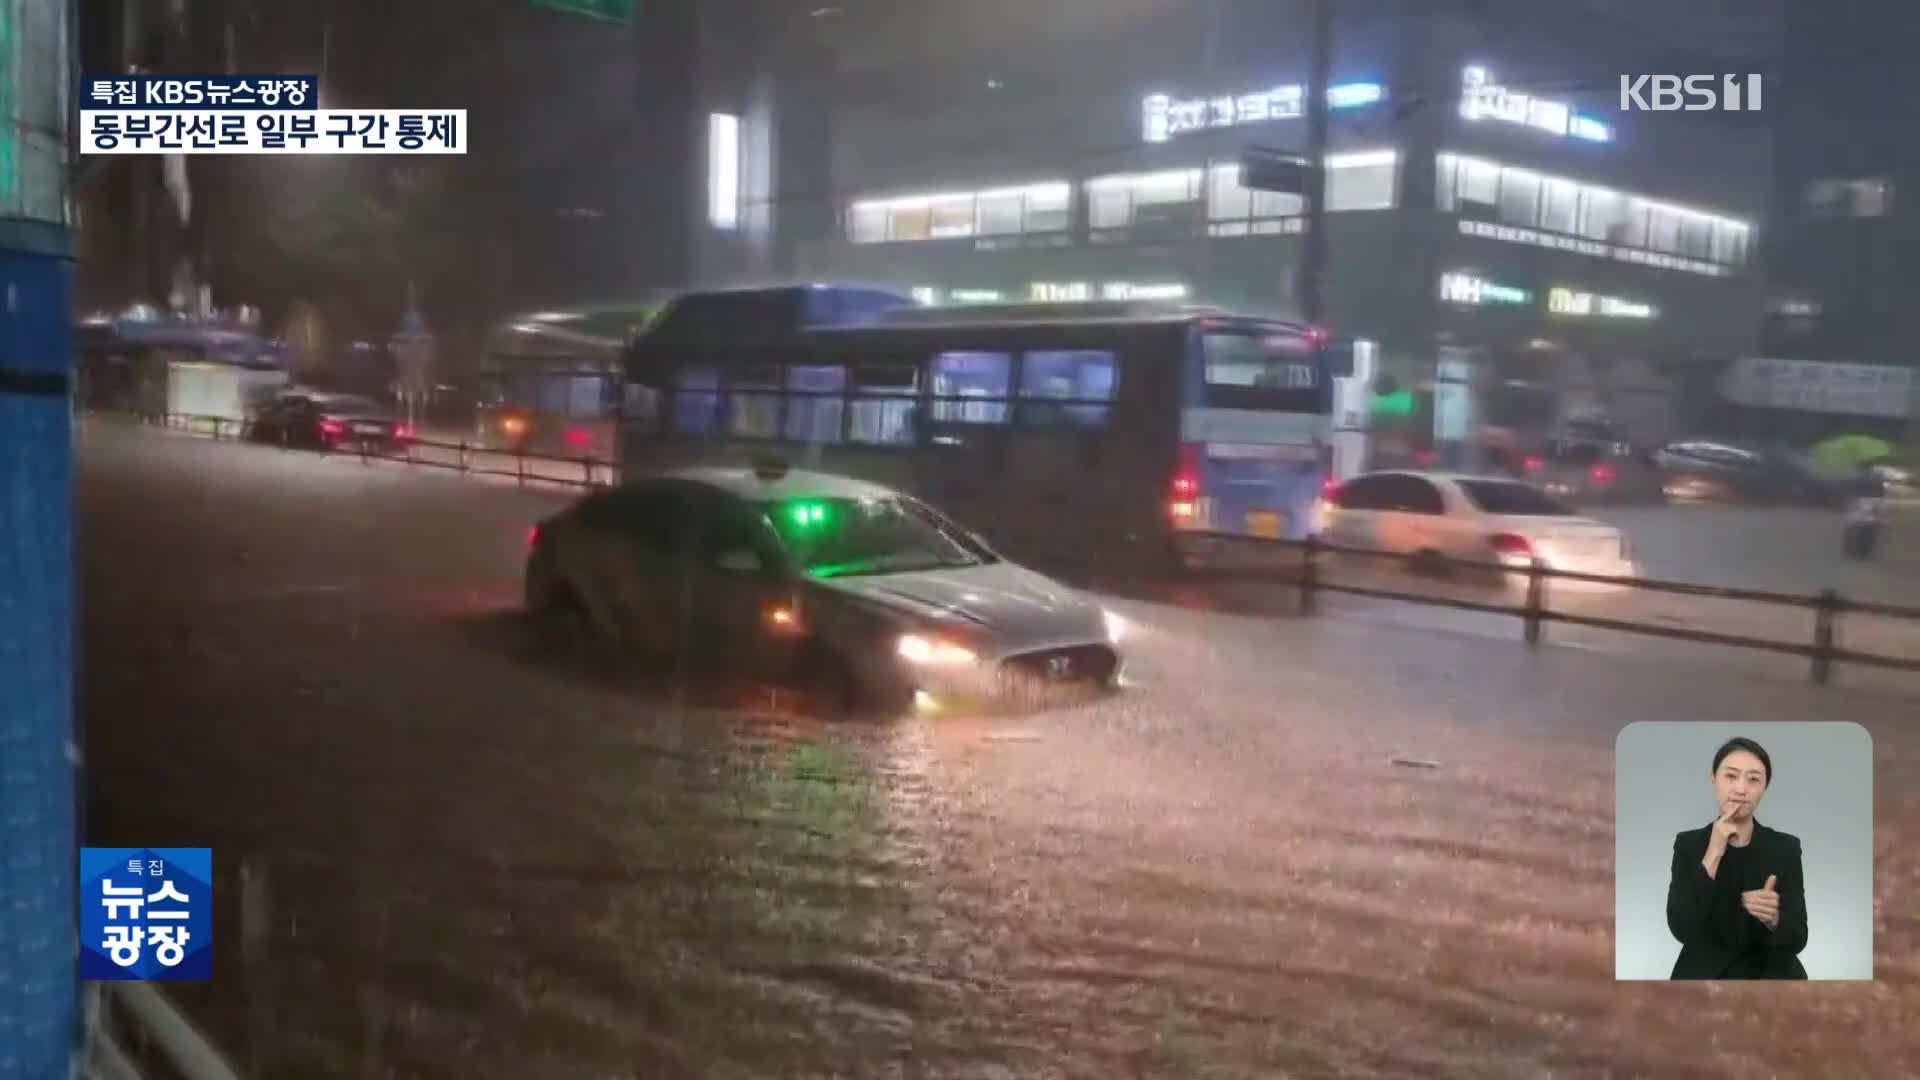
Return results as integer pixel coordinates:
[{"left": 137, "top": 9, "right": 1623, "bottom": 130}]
[
  {"left": 251, "top": 390, "right": 414, "bottom": 451},
  {"left": 1650, "top": 440, "right": 1842, "bottom": 507}
]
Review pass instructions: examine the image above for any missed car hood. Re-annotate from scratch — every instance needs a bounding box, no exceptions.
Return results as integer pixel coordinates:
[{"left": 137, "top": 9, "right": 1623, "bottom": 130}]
[{"left": 811, "top": 561, "right": 1106, "bottom": 655}]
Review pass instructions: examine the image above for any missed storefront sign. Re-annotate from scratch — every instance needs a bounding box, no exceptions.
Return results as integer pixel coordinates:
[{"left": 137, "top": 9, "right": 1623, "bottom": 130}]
[
  {"left": 1142, "top": 81, "right": 1384, "bottom": 143},
  {"left": 911, "top": 287, "right": 1009, "bottom": 306},
  {"left": 1460, "top": 65, "right": 1612, "bottom": 142},
  {"left": 1031, "top": 281, "right": 1094, "bottom": 302},
  {"left": 1439, "top": 272, "right": 1531, "bottom": 306},
  {"left": 1031, "top": 281, "right": 1189, "bottom": 302},
  {"left": 950, "top": 288, "right": 1006, "bottom": 304},
  {"left": 1102, "top": 281, "right": 1189, "bottom": 301},
  {"left": 1548, "top": 287, "right": 1657, "bottom": 319},
  {"left": 1721, "top": 358, "right": 1913, "bottom": 419}
]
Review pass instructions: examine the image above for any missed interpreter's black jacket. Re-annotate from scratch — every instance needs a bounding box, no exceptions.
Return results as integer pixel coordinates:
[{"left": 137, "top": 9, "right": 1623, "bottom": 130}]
[{"left": 1667, "top": 821, "right": 1809, "bottom": 980}]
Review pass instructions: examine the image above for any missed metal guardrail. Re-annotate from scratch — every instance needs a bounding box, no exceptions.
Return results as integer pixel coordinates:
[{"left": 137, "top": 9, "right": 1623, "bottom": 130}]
[
  {"left": 128, "top": 411, "right": 1918, "bottom": 685},
  {"left": 152, "top": 411, "right": 613, "bottom": 489},
  {"left": 80, "top": 981, "right": 243, "bottom": 1080},
  {"left": 1195, "top": 530, "right": 1920, "bottom": 686}
]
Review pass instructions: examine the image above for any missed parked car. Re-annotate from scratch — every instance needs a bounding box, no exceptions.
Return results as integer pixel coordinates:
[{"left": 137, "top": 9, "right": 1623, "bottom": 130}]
[
  {"left": 250, "top": 389, "right": 414, "bottom": 451},
  {"left": 1651, "top": 440, "right": 1842, "bottom": 506}
]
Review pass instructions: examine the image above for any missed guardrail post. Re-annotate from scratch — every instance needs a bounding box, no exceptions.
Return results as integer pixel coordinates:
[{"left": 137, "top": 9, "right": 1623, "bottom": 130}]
[
  {"left": 1299, "top": 533, "right": 1320, "bottom": 615},
  {"left": 457, "top": 440, "right": 469, "bottom": 474},
  {"left": 584, "top": 455, "right": 595, "bottom": 487},
  {"left": 1813, "top": 588, "right": 1841, "bottom": 685},
  {"left": 358, "top": 436, "right": 370, "bottom": 465},
  {"left": 516, "top": 448, "right": 527, "bottom": 487},
  {"left": 1524, "top": 557, "right": 1546, "bottom": 645}
]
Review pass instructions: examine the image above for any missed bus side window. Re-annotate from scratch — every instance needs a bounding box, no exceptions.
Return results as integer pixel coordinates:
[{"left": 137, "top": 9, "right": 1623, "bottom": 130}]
[
  {"left": 1018, "top": 349, "right": 1117, "bottom": 429},
  {"left": 785, "top": 364, "right": 846, "bottom": 444},
  {"left": 930, "top": 351, "right": 1012, "bottom": 425},
  {"left": 849, "top": 360, "right": 920, "bottom": 446},
  {"left": 726, "top": 364, "right": 783, "bottom": 439},
  {"left": 674, "top": 366, "right": 723, "bottom": 435}
]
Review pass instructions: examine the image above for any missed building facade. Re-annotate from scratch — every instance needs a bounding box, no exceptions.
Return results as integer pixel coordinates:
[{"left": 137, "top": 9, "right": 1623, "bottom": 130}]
[
  {"left": 727, "top": 1, "right": 1775, "bottom": 451},
  {"left": 1757, "top": 0, "right": 1918, "bottom": 441}
]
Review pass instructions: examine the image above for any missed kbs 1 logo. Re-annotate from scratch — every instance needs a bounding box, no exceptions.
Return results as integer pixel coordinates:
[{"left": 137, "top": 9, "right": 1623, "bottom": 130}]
[
  {"left": 1619, "top": 74, "right": 1763, "bottom": 112},
  {"left": 79, "top": 848, "right": 214, "bottom": 980}
]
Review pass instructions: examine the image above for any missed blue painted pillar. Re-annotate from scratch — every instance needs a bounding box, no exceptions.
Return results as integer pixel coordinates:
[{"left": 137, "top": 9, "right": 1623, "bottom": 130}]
[{"left": 0, "top": 0, "right": 78, "bottom": 1076}]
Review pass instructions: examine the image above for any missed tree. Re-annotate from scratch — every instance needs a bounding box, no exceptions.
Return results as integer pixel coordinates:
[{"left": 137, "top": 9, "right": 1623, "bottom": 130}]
[{"left": 235, "top": 156, "right": 490, "bottom": 341}]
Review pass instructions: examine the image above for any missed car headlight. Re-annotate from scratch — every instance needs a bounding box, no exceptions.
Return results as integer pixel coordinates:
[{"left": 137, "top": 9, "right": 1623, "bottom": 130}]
[
  {"left": 897, "top": 633, "right": 978, "bottom": 666},
  {"left": 1102, "top": 608, "right": 1128, "bottom": 644}
]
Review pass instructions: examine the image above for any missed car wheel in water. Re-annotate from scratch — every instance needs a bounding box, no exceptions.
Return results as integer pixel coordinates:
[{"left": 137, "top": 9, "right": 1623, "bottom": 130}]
[
  {"left": 1409, "top": 549, "right": 1453, "bottom": 580},
  {"left": 533, "top": 588, "right": 594, "bottom": 657}
]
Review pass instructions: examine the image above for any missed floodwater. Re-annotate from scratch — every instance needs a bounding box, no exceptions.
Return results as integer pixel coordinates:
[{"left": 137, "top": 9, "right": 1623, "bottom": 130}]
[{"left": 78, "top": 423, "right": 1919, "bottom": 1078}]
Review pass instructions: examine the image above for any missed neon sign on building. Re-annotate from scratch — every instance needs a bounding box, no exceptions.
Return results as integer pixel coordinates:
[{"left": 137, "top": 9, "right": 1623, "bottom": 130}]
[
  {"left": 1460, "top": 65, "right": 1612, "bottom": 142},
  {"left": 1142, "top": 81, "right": 1384, "bottom": 143}
]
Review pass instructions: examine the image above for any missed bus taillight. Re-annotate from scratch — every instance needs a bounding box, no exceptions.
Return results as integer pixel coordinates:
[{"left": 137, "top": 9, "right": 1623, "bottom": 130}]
[{"left": 1170, "top": 443, "right": 1203, "bottom": 520}]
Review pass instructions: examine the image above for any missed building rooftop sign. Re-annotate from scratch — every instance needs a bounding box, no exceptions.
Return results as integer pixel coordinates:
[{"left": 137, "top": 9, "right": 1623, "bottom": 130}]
[
  {"left": 1143, "top": 81, "right": 1384, "bottom": 143},
  {"left": 1460, "top": 65, "right": 1612, "bottom": 143}
]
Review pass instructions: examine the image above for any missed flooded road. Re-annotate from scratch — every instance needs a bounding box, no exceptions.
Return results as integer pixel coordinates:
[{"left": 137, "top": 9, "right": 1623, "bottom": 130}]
[{"left": 79, "top": 423, "right": 1918, "bottom": 1078}]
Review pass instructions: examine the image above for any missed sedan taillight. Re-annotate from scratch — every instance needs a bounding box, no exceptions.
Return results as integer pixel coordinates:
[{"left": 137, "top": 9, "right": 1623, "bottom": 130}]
[{"left": 1489, "top": 533, "right": 1534, "bottom": 557}]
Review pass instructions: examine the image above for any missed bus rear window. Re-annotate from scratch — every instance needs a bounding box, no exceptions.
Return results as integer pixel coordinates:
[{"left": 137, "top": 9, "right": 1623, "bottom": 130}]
[{"left": 1201, "top": 332, "right": 1326, "bottom": 413}]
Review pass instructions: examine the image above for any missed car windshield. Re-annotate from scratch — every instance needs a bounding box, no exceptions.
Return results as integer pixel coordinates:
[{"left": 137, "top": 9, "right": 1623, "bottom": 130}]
[
  {"left": 1458, "top": 480, "right": 1577, "bottom": 517},
  {"left": 759, "top": 495, "right": 993, "bottom": 577}
]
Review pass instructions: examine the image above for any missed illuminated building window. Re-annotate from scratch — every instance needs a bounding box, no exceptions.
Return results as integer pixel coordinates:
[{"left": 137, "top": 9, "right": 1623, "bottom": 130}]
[
  {"left": 1439, "top": 152, "right": 1751, "bottom": 268},
  {"left": 845, "top": 182, "right": 1072, "bottom": 244}
]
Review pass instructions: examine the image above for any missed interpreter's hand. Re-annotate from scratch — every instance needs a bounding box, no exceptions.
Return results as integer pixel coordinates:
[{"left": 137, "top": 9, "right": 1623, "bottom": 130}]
[
  {"left": 1742, "top": 874, "right": 1780, "bottom": 931},
  {"left": 1709, "top": 806, "right": 1742, "bottom": 855}
]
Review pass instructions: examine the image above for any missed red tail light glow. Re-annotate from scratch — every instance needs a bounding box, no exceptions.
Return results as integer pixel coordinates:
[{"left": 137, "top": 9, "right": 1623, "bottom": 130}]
[
  {"left": 1523, "top": 454, "right": 1545, "bottom": 473},
  {"left": 564, "top": 427, "right": 592, "bottom": 449},
  {"left": 1321, "top": 477, "right": 1340, "bottom": 498},
  {"left": 526, "top": 524, "right": 541, "bottom": 547},
  {"left": 1489, "top": 532, "right": 1533, "bottom": 556},
  {"left": 318, "top": 418, "right": 345, "bottom": 437},
  {"left": 1170, "top": 442, "right": 1203, "bottom": 520},
  {"left": 1413, "top": 449, "right": 1440, "bottom": 467},
  {"left": 395, "top": 423, "right": 416, "bottom": 441},
  {"left": 1591, "top": 464, "right": 1617, "bottom": 483}
]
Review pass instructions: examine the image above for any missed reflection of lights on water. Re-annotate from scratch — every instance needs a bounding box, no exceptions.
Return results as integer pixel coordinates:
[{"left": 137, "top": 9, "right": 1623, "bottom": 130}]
[{"left": 913, "top": 690, "right": 941, "bottom": 713}]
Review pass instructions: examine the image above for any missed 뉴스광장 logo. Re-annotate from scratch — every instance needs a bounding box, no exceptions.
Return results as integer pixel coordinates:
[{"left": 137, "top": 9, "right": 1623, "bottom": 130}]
[{"left": 79, "top": 848, "right": 213, "bottom": 981}]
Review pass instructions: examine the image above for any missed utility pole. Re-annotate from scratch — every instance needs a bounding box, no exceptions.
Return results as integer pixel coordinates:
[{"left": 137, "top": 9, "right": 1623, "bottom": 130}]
[
  {"left": 1, "top": 0, "right": 78, "bottom": 1074},
  {"left": 1300, "top": 0, "right": 1333, "bottom": 328}
]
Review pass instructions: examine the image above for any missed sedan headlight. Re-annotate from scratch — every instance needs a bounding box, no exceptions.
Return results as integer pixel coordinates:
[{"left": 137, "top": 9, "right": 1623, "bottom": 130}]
[{"left": 897, "top": 633, "right": 978, "bottom": 666}]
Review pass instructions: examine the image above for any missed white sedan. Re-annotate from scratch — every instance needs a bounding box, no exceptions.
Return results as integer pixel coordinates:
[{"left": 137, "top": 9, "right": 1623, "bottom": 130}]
[
  {"left": 524, "top": 463, "right": 1124, "bottom": 715},
  {"left": 1320, "top": 471, "right": 1640, "bottom": 588}
]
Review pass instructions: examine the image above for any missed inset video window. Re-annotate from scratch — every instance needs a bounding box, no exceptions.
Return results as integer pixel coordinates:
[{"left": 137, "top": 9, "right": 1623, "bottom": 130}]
[{"left": 1614, "top": 722, "right": 1874, "bottom": 981}]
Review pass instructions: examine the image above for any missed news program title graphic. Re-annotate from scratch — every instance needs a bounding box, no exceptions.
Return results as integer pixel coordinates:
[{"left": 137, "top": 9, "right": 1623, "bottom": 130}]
[
  {"left": 79, "top": 847, "right": 214, "bottom": 981},
  {"left": 80, "top": 75, "right": 466, "bottom": 155}
]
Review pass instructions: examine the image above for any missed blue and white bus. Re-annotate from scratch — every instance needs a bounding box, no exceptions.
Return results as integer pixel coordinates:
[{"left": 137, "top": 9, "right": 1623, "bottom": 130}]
[{"left": 619, "top": 285, "right": 1371, "bottom": 573}]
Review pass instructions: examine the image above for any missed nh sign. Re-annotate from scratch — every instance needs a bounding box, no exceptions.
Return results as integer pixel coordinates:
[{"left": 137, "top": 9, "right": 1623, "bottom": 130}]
[{"left": 529, "top": 0, "right": 634, "bottom": 21}]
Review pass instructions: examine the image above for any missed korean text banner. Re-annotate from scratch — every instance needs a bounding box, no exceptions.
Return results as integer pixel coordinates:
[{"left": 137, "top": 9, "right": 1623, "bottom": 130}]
[
  {"left": 79, "top": 111, "right": 467, "bottom": 155},
  {"left": 81, "top": 75, "right": 319, "bottom": 110},
  {"left": 79, "top": 847, "right": 214, "bottom": 981}
]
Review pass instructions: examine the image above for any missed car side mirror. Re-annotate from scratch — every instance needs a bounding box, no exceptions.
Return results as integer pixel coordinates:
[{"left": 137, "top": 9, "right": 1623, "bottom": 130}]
[{"left": 714, "top": 547, "right": 762, "bottom": 574}]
